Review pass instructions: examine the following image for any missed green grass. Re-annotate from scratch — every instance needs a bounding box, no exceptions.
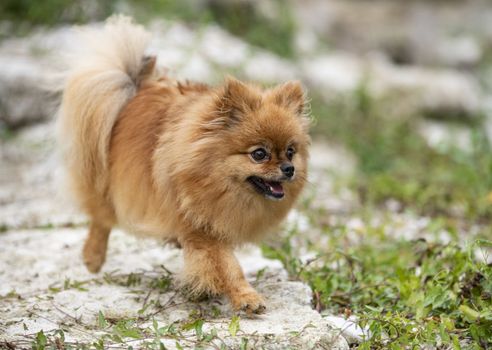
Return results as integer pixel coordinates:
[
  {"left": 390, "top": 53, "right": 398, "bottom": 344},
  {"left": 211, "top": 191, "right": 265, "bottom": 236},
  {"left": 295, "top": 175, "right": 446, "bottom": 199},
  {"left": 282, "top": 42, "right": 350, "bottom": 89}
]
[
  {"left": 0, "top": 126, "right": 15, "bottom": 141},
  {"left": 205, "top": 0, "right": 296, "bottom": 58},
  {"left": 263, "top": 221, "right": 492, "bottom": 349},
  {"left": 0, "top": 0, "right": 113, "bottom": 27},
  {"left": 311, "top": 85, "right": 492, "bottom": 225},
  {"left": 25, "top": 313, "right": 243, "bottom": 350}
]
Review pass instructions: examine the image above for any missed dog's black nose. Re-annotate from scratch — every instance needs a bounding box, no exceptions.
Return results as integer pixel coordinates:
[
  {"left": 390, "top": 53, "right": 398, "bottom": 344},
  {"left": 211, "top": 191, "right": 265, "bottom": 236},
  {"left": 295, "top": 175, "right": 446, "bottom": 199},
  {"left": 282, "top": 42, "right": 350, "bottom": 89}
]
[{"left": 280, "top": 163, "right": 295, "bottom": 178}]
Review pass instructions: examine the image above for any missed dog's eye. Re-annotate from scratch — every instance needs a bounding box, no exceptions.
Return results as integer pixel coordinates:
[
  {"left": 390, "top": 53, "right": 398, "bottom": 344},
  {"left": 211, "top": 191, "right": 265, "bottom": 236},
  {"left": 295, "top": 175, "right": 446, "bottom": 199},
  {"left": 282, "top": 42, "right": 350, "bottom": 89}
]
[
  {"left": 286, "top": 147, "right": 295, "bottom": 160},
  {"left": 251, "top": 148, "right": 268, "bottom": 162}
]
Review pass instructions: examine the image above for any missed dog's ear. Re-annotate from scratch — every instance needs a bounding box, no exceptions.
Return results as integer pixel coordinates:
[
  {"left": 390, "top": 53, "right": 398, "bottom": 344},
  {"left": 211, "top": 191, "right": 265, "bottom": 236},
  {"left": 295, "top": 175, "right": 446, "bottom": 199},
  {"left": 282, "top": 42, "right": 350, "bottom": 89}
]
[
  {"left": 214, "top": 76, "right": 262, "bottom": 125},
  {"left": 269, "top": 81, "right": 306, "bottom": 115}
]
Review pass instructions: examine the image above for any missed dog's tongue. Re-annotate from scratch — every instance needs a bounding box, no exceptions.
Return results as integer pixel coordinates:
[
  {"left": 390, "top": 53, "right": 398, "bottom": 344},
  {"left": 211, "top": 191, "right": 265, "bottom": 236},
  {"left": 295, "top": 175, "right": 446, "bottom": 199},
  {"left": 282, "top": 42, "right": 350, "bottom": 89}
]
[{"left": 265, "top": 180, "right": 284, "bottom": 196}]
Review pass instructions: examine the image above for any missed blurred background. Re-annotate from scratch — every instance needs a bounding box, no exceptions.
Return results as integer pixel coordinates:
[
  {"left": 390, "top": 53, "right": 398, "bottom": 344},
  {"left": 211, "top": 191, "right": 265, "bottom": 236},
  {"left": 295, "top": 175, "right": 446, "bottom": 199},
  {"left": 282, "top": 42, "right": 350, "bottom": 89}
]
[
  {"left": 1, "top": 0, "right": 492, "bottom": 348},
  {"left": 1, "top": 0, "right": 492, "bottom": 226}
]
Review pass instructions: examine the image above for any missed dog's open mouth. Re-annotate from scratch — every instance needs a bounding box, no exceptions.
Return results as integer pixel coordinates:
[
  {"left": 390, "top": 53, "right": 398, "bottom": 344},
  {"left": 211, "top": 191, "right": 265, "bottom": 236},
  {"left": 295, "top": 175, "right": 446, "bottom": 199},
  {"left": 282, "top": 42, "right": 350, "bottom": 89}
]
[{"left": 247, "top": 176, "right": 284, "bottom": 200}]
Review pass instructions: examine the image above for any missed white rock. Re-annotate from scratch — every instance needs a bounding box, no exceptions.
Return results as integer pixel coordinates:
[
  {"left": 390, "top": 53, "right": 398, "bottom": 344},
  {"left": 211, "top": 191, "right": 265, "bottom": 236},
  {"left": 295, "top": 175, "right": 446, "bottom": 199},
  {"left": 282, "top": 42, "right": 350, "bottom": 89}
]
[
  {"left": 244, "top": 52, "right": 298, "bottom": 82},
  {"left": 199, "top": 25, "right": 249, "bottom": 67},
  {"left": 179, "top": 52, "right": 214, "bottom": 82},
  {"left": 369, "top": 58, "right": 481, "bottom": 115},
  {"left": 286, "top": 209, "right": 311, "bottom": 232},
  {"left": 152, "top": 21, "right": 196, "bottom": 50},
  {"left": 324, "top": 315, "right": 368, "bottom": 344},
  {"left": 417, "top": 119, "right": 472, "bottom": 152},
  {"left": 301, "top": 51, "right": 481, "bottom": 116},
  {"left": 153, "top": 47, "right": 187, "bottom": 72},
  {"left": 294, "top": 27, "right": 319, "bottom": 56},
  {"left": 292, "top": 0, "right": 487, "bottom": 68},
  {"left": 0, "top": 54, "right": 55, "bottom": 127},
  {"left": 0, "top": 228, "right": 349, "bottom": 349},
  {"left": 435, "top": 36, "right": 482, "bottom": 68},
  {"left": 301, "top": 54, "right": 362, "bottom": 94}
]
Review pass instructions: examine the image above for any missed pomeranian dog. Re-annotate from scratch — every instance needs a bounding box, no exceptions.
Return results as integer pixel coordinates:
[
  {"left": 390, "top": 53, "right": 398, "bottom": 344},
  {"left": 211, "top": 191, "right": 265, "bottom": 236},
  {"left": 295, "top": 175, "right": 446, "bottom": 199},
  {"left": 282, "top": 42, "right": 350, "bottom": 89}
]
[{"left": 57, "top": 16, "right": 310, "bottom": 314}]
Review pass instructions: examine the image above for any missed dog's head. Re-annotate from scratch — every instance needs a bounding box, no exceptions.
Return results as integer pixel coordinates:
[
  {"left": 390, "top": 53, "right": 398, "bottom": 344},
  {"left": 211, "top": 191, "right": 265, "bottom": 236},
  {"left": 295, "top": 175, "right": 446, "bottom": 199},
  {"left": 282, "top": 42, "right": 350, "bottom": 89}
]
[
  {"left": 158, "top": 77, "right": 311, "bottom": 239},
  {"left": 202, "top": 77, "right": 310, "bottom": 202}
]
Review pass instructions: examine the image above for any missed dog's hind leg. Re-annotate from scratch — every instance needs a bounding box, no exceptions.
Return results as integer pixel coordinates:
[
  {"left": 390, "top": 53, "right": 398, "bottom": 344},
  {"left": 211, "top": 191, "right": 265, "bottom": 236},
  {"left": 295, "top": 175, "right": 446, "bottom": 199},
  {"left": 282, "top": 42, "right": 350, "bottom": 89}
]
[{"left": 83, "top": 222, "right": 112, "bottom": 273}]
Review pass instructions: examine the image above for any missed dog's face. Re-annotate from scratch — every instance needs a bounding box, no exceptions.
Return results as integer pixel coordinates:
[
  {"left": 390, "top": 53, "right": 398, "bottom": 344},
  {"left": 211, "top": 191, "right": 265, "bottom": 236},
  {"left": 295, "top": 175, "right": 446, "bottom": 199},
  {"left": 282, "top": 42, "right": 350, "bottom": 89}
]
[
  {"left": 158, "top": 77, "right": 310, "bottom": 239},
  {"left": 202, "top": 78, "right": 310, "bottom": 203},
  {"left": 245, "top": 143, "right": 297, "bottom": 201}
]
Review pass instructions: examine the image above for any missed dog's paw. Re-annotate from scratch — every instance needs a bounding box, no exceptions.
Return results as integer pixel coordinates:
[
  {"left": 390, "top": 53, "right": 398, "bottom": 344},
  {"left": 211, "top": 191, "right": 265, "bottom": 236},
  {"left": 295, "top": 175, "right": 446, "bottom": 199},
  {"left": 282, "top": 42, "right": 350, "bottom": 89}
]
[{"left": 231, "top": 290, "right": 266, "bottom": 315}]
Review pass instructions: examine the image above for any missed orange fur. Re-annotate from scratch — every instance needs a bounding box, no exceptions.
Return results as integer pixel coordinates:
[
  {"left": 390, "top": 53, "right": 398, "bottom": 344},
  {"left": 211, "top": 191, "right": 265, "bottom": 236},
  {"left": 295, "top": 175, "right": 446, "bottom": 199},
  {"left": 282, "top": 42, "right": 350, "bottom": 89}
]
[{"left": 57, "top": 16, "right": 310, "bottom": 313}]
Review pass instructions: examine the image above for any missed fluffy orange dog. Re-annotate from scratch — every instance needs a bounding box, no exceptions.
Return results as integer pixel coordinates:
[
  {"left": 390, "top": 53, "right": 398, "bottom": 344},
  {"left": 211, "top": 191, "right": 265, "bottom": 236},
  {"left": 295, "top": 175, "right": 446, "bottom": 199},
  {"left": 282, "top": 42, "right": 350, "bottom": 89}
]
[{"left": 57, "top": 16, "right": 310, "bottom": 314}]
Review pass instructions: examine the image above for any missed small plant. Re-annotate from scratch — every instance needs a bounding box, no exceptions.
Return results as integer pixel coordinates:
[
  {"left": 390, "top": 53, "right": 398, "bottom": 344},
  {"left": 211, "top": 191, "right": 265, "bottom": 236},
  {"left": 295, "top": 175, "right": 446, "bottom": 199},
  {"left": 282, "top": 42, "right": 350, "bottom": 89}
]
[
  {"left": 264, "top": 224, "right": 492, "bottom": 348},
  {"left": 229, "top": 315, "right": 240, "bottom": 337}
]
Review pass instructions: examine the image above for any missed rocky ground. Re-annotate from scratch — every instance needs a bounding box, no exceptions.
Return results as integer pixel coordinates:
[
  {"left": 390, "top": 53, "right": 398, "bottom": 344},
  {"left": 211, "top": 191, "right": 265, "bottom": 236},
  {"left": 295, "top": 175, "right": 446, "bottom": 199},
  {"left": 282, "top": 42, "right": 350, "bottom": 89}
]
[{"left": 2, "top": 1, "right": 492, "bottom": 347}]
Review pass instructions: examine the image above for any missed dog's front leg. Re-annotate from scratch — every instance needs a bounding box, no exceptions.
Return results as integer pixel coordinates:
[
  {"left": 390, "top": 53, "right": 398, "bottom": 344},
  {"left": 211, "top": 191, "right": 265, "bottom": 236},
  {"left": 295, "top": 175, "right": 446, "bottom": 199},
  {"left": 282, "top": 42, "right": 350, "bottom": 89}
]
[{"left": 180, "top": 234, "right": 266, "bottom": 314}]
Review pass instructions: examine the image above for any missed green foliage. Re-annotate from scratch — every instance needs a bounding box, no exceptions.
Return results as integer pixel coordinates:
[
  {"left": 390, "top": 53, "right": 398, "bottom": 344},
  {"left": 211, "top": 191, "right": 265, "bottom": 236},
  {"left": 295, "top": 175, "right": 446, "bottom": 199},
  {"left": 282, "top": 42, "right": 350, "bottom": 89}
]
[
  {"left": 0, "top": 0, "right": 296, "bottom": 57},
  {"left": 263, "top": 225, "right": 492, "bottom": 348},
  {"left": 0, "top": 0, "right": 113, "bottom": 26},
  {"left": 32, "top": 330, "right": 47, "bottom": 350},
  {"left": 0, "top": 127, "right": 15, "bottom": 141},
  {"left": 206, "top": 0, "right": 296, "bottom": 57},
  {"left": 240, "top": 337, "right": 248, "bottom": 350},
  {"left": 123, "top": 0, "right": 296, "bottom": 57},
  {"left": 125, "top": 0, "right": 209, "bottom": 24},
  {"left": 149, "top": 275, "right": 172, "bottom": 291},
  {"left": 98, "top": 311, "right": 108, "bottom": 329},
  {"left": 31, "top": 329, "right": 66, "bottom": 350},
  {"left": 112, "top": 319, "right": 143, "bottom": 340},
  {"left": 311, "top": 86, "right": 492, "bottom": 223},
  {"left": 308, "top": 87, "right": 492, "bottom": 350},
  {"left": 228, "top": 315, "right": 240, "bottom": 337},
  {"left": 62, "top": 277, "right": 89, "bottom": 291}
]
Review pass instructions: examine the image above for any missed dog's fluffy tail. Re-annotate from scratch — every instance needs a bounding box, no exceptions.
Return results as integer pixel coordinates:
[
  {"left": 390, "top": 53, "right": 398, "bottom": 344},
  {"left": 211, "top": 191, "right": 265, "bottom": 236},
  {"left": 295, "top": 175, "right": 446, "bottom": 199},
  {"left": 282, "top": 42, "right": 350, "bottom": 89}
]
[{"left": 57, "top": 15, "right": 153, "bottom": 205}]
